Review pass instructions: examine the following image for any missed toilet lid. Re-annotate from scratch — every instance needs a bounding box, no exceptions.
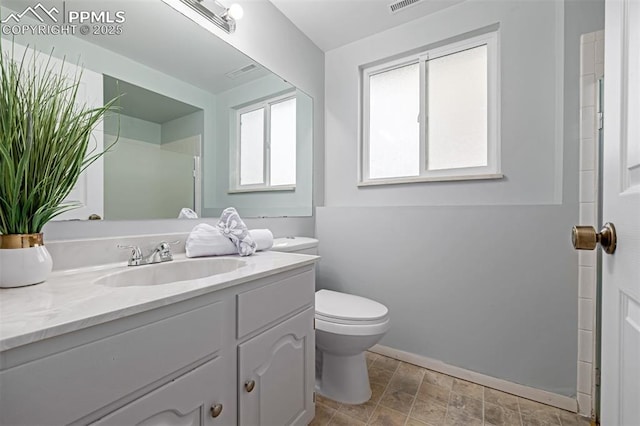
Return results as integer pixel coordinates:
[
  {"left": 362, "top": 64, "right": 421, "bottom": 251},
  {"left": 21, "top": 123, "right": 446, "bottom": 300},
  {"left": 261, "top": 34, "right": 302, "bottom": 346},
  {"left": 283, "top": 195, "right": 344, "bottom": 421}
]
[{"left": 315, "top": 289, "right": 388, "bottom": 322}]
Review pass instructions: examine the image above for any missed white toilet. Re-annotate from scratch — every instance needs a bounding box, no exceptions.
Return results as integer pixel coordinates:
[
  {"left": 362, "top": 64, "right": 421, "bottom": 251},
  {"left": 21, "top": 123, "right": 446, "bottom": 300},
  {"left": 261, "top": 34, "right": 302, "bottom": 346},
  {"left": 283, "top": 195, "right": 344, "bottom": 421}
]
[{"left": 271, "top": 237, "right": 390, "bottom": 404}]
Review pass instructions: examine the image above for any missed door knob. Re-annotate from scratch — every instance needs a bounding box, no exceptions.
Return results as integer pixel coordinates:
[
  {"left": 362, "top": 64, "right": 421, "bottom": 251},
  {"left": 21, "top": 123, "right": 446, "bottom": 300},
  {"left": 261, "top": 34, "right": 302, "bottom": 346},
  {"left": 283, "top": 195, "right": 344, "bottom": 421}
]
[
  {"left": 244, "top": 380, "right": 255, "bottom": 392},
  {"left": 572, "top": 222, "right": 617, "bottom": 254},
  {"left": 210, "top": 403, "right": 223, "bottom": 418}
]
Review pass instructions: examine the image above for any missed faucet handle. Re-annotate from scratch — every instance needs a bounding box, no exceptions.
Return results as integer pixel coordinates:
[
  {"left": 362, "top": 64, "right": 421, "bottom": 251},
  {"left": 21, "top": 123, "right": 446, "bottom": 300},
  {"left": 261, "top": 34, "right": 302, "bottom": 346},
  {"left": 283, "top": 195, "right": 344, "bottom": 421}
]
[
  {"left": 117, "top": 244, "right": 143, "bottom": 266},
  {"left": 156, "top": 240, "right": 180, "bottom": 261}
]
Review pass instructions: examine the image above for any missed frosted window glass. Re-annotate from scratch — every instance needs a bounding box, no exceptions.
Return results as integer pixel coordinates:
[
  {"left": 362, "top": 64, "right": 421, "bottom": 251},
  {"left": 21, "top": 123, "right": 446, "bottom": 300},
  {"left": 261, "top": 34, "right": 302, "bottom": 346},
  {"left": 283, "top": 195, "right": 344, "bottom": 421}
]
[
  {"left": 240, "top": 108, "right": 264, "bottom": 185},
  {"left": 270, "top": 98, "right": 297, "bottom": 186},
  {"left": 427, "top": 45, "right": 488, "bottom": 171},
  {"left": 369, "top": 63, "right": 420, "bottom": 179}
]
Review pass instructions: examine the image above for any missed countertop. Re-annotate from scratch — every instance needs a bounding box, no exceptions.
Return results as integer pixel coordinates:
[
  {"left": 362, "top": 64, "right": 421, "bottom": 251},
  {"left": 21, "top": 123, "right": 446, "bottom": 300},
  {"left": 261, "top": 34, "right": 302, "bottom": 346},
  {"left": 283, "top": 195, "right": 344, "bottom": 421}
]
[{"left": 0, "top": 251, "right": 318, "bottom": 352}]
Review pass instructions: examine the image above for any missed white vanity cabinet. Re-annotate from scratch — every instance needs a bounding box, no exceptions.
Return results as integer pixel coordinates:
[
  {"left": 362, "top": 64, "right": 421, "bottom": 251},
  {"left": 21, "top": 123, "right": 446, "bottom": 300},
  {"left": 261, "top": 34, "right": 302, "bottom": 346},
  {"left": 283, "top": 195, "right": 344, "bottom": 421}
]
[{"left": 0, "top": 262, "right": 316, "bottom": 426}]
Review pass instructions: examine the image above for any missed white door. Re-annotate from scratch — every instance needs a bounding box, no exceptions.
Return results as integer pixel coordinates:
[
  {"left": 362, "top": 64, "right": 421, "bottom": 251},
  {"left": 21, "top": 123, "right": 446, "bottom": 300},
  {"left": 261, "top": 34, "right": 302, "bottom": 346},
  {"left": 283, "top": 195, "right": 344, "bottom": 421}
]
[{"left": 600, "top": 0, "right": 640, "bottom": 425}]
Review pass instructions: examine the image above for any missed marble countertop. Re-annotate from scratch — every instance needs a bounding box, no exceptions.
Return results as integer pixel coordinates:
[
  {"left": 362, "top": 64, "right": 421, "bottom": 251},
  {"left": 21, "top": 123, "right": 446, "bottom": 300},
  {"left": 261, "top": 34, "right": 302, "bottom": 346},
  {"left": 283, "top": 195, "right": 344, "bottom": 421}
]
[{"left": 0, "top": 251, "right": 318, "bottom": 352}]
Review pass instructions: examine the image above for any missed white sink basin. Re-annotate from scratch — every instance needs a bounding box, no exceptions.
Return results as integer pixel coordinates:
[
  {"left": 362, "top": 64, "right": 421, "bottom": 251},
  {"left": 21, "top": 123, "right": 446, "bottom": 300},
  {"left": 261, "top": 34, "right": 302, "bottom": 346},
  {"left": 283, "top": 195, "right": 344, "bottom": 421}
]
[{"left": 95, "top": 258, "right": 247, "bottom": 287}]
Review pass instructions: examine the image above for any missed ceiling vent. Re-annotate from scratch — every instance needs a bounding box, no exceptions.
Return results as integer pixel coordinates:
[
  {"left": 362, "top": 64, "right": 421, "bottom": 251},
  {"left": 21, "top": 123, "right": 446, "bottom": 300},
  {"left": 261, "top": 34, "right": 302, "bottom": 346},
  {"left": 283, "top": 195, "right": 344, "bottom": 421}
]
[
  {"left": 225, "top": 63, "right": 259, "bottom": 79},
  {"left": 388, "top": 0, "right": 424, "bottom": 14}
]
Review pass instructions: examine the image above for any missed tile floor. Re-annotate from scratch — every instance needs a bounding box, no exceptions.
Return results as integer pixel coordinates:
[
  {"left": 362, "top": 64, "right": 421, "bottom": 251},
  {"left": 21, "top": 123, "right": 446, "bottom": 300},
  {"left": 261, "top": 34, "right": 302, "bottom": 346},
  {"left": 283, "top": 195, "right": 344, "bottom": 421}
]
[{"left": 310, "top": 352, "right": 591, "bottom": 426}]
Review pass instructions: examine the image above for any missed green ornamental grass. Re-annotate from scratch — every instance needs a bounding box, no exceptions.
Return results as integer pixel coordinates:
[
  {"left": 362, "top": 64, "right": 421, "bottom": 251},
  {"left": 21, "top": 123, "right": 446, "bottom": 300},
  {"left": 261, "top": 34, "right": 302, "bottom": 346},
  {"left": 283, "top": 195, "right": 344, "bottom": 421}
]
[{"left": 0, "top": 42, "right": 118, "bottom": 235}]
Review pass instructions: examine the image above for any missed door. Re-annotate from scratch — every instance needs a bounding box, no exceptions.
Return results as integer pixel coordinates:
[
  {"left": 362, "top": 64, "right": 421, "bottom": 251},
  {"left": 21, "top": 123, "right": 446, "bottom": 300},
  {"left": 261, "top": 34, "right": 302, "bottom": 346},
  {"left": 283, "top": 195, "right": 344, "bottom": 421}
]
[
  {"left": 601, "top": 0, "right": 640, "bottom": 425},
  {"left": 238, "top": 308, "right": 315, "bottom": 426}
]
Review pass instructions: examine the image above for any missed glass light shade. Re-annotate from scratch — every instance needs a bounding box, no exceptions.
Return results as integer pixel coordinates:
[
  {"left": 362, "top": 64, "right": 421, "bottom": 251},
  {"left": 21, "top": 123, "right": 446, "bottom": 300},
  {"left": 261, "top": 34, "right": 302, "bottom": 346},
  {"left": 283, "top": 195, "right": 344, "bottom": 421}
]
[{"left": 227, "top": 4, "right": 244, "bottom": 20}]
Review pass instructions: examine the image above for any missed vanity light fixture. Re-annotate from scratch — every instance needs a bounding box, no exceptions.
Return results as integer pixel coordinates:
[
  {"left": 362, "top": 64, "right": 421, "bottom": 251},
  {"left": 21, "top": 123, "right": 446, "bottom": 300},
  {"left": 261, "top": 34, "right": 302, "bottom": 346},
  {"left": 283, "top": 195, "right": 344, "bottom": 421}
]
[{"left": 162, "top": 0, "right": 243, "bottom": 34}]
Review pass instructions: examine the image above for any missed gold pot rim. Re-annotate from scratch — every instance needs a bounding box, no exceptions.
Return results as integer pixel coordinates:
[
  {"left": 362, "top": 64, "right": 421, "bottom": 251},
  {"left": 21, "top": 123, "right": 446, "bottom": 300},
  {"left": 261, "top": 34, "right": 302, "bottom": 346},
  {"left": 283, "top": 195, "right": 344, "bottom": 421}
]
[{"left": 0, "top": 233, "right": 45, "bottom": 249}]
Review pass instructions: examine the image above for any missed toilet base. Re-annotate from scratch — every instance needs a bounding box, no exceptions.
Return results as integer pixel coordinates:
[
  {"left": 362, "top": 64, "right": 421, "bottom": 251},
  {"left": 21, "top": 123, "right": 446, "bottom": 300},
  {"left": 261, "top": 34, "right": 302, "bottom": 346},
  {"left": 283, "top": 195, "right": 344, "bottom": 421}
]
[{"left": 316, "top": 351, "right": 372, "bottom": 405}]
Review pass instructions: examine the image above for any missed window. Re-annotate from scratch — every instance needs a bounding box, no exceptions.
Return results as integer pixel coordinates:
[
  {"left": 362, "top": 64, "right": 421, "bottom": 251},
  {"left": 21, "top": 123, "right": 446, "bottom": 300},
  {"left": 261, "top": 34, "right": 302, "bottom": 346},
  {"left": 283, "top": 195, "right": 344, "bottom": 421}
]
[
  {"left": 360, "top": 32, "right": 500, "bottom": 185},
  {"left": 232, "top": 94, "right": 297, "bottom": 192}
]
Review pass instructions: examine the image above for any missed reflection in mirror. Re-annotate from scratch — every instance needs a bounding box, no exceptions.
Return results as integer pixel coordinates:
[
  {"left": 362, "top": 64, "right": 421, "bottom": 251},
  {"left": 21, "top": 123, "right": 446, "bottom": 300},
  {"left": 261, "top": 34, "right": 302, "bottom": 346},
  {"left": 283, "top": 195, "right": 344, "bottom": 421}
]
[
  {"left": 0, "top": 0, "right": 313, "bottom": 220},
  {"left": 103, "top": 77, "right": 204, "bottom": 220}
]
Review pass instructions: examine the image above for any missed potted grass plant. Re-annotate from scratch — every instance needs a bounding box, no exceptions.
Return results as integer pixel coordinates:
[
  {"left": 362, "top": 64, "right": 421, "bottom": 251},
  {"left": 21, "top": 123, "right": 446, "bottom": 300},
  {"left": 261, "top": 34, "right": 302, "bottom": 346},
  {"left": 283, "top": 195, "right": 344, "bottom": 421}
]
[{"left": 0, "top": 43, "right": 117, "bottom": 288}]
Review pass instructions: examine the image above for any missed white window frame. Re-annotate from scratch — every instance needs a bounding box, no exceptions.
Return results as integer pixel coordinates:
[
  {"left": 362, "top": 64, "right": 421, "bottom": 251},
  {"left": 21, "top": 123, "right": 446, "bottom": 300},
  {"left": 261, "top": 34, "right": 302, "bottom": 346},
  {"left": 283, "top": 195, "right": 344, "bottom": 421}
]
[
  {"left": 359, "top": 32, "right": 502, "bottom": 186},
  {"left": 230, "top": 92, "right": 297, "bottom": 193}
]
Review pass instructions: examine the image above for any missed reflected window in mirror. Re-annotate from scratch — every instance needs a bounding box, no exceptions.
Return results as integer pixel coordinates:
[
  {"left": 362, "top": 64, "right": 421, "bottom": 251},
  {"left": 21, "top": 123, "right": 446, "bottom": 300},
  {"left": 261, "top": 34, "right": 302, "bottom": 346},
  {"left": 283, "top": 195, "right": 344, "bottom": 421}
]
[{"left": 232, "top": 93, "right": 297, "bottom": 193}]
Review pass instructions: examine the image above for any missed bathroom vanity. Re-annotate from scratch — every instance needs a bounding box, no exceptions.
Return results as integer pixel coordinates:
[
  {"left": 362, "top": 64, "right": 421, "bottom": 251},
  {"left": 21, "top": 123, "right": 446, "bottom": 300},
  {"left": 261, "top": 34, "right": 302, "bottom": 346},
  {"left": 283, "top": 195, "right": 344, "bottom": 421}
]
[{"left": 0, "top": 251, "right": 317, "bottom": 425}]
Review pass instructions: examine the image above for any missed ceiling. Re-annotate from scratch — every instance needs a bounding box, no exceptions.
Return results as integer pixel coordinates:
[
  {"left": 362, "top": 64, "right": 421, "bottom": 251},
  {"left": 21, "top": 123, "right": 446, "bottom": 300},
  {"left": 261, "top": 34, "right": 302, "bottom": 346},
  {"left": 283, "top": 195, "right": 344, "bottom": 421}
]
[
  {"left": 103, "top": 76, "right": 202, "bottom": 123},
  {"left": 268, "top": 0, "right": 466, "bottom": 52}
]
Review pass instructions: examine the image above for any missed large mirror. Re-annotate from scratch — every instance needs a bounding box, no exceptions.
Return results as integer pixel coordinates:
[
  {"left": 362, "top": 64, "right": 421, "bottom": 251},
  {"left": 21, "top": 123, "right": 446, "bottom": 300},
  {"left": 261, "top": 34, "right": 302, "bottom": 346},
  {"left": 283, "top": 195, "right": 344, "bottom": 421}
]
[{"left": 1, "top": 0, "right": 313, "bottom": 219}]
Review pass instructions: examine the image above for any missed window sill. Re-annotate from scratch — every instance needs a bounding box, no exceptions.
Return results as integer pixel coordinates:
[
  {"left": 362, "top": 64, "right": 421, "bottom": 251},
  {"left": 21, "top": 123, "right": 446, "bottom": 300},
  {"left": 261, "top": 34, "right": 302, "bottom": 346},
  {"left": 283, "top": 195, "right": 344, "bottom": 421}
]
[
  {"left": 358, "top": 173, "right": 504, "bottom": 187},
  {"left": 228, "top": 185, "right": 296, "bottom": 194}
]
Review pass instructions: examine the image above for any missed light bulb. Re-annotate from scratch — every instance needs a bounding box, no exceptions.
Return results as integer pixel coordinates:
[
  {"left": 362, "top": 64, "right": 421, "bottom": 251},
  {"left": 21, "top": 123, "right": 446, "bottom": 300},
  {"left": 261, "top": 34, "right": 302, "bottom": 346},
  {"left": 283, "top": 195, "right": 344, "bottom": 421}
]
[{"left": 226, "top": 3, "right": 243, "bottom": 20}]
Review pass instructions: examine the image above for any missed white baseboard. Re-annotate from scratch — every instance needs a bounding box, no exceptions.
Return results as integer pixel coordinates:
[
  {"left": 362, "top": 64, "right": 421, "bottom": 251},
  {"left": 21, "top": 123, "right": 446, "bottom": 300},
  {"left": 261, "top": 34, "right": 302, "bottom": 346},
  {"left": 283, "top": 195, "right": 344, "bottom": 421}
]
[{"left": 370, "top": 344, "right": 578, "bottom": 413}]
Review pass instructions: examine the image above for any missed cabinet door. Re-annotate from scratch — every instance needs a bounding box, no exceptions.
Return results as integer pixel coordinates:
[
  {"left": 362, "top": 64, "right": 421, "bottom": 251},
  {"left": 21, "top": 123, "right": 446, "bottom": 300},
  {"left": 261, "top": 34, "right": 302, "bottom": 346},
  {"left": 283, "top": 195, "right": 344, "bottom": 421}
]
[
  {"left": 239, "top": 308, "right": 315, "bottom": 426},
  {"left": 92, "top": 357, "right": 232, "bottom": 426}
]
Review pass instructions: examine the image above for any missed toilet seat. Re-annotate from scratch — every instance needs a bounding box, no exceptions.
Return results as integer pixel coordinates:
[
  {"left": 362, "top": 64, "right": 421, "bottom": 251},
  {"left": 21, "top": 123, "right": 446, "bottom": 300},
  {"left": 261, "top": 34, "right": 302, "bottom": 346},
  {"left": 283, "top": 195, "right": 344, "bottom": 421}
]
[
  {"left": 315, "top": 315, "right": 390, "bottom": 336},
  {"left": 315, "top": 290, "right": 390, "bottom": 336}
]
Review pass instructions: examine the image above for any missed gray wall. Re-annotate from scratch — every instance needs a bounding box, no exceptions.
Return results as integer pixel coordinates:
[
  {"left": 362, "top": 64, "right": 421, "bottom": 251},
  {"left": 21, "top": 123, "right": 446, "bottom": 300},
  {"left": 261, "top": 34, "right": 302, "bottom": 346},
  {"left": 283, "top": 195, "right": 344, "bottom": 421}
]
[{"left": 317, "top": 0, "right": 603, "bottom": 397}]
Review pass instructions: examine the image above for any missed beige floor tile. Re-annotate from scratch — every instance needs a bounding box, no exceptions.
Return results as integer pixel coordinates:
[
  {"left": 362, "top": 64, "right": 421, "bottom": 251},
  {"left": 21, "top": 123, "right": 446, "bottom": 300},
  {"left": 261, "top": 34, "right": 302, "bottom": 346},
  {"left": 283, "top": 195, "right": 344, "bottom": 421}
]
[
  {"left": 485, "top": 388, "right": 520, "bottom": 412},
  {"left": 416, "top": 381, "right": 451, "bottom": 406},
  {"left": 310, "top": 403, "right": 337, "bottom": 426},
  {"left": 451, "top": 378, "right": 484, "bottom": 400},
  {"left": 518, "top": 398, "right": 562, "bottom": 425},
  {"left": 366, "top": 351, "right": 380, "bottom": 367},
  {"left": 396, "top": 362, "right": 426, "bottom": 377},
  {"left": 444, "top": 407, "right": 483, "bottom": 426},
  {"left": 337, "top": 398, "right": 378, "bottom": 422},
  {"left": 388, "top": 370, "right": 422, "bottom": 395},
  {"left": 370, "top": 382, "right": 387, "bottom": 403},
  {"left": 405, "top": 418, "right": 431, "bottom": 426},
  {"left": 368, "top": 406, "right": 408, "bottom": 426},
  {"left": 369, "top": 365, "right": 395, "bottom": 386},
  {"left": 422, "top": 370, "right": 454, "bottom": 389},
  {"left": 448, "top": 392, "right": 483, "bottom": 420},
  {"left": 556, "top": 411, "right": 592, "bottom": 426},
  {"left": 372, "top": 355, "right": 401, "bottom": 372},
  {"left": 522, "top": 414, "right": 558, "bottom": 426},
  {"left": 329, "top": 411, "right": 366, "bottom": 426},
  {"left": 410, "top": 398, "right": 447, "bottom": 425},
  {"left": 484, "top": 401, "right": 522, "bottom": 426},
  {"left": 317, "top": 394, "right": 341, "bottom": 410},
  {"left": 379, "top": 388, "right": 415, "bottom": 414}
]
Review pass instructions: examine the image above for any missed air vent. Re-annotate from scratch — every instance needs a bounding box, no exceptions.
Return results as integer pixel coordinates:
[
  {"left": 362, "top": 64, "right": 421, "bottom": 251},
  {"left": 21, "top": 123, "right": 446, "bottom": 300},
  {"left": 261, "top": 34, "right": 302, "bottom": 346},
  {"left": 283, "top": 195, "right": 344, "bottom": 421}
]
[
  {"left": 225, "top": 63, "right": 259, "bottom": 79},
  {"left": 388, "top": 0, "right": 423, "bottom": 14}
]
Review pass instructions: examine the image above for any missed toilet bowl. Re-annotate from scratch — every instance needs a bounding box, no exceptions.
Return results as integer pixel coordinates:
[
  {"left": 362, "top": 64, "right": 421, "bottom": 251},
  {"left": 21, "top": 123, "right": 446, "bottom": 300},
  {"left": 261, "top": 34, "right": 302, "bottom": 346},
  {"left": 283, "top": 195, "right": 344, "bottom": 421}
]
[
  {"left": 315, "top": 289, "right": 390, "bottom": 404},
  {"left": 271, "top": 237, "right": 391, "bottom": 404}
]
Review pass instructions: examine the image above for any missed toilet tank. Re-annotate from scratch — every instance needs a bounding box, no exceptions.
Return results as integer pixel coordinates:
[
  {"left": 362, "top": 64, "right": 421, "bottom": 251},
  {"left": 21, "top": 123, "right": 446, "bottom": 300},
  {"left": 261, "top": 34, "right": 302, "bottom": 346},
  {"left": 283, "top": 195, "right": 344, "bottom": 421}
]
[{"left": 271, "top": 237, "right": 319, "bottom": 255}]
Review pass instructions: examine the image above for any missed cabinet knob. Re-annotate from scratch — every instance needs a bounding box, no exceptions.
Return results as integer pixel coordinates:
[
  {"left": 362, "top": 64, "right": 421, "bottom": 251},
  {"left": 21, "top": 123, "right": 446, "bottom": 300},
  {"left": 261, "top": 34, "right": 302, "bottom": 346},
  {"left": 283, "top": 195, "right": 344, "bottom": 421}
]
[
  {"left": 210, "top": 403, "right": 223, "bottom": 418},
  {"left": 245, "top": 380, "right": 256, "bottom": 392}
]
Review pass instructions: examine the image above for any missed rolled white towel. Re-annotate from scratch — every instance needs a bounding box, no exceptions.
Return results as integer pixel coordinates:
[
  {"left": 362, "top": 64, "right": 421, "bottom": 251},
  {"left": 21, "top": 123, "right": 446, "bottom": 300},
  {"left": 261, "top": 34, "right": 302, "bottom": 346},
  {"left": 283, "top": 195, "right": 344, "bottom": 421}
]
[
  {"left": 251, "top": 229, "right": 274, "bottom": 251},
  {"left": 186, "top": 224, "right": 274, "bottom": 258}
]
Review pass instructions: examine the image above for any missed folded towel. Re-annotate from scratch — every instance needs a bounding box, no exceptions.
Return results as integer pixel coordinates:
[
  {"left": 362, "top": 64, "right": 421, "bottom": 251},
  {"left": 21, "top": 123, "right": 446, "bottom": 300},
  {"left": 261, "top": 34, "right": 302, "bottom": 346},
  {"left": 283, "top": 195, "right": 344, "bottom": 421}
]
[
  {"left": 216, "top": 207, "right": 257, "bottom": 256},
  {"left": 178, "top": 208, "right": 198, "bottom": 219},
  {"left": 186, "top": 224, "right": 235, "bottom": 257},
  {"left": 186, "top": 224, "right": 273, "bottom": 258}
]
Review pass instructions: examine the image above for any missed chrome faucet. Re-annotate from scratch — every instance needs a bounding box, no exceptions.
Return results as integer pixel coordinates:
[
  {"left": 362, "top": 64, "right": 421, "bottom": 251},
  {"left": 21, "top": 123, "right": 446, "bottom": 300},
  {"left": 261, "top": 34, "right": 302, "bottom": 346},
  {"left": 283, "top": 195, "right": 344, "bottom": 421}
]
[{"left": 118, "top": 241, "right": 180, "bottom": 266}]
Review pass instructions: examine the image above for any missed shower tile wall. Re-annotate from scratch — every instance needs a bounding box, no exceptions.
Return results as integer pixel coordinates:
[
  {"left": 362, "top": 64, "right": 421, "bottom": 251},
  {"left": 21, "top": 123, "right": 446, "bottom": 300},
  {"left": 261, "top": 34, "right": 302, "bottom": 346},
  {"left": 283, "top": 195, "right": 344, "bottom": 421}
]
[{"left": 577, "top": 29, "right": 603, "bottom": 418}]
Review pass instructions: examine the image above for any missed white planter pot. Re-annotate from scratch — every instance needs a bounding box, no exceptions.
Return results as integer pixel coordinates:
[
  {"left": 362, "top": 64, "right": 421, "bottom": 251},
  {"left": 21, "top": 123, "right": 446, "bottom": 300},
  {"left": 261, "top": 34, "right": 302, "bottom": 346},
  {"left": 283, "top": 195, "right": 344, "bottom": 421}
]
[{"left": 0, "top": 245, "right": 53, "bottom": 288}]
